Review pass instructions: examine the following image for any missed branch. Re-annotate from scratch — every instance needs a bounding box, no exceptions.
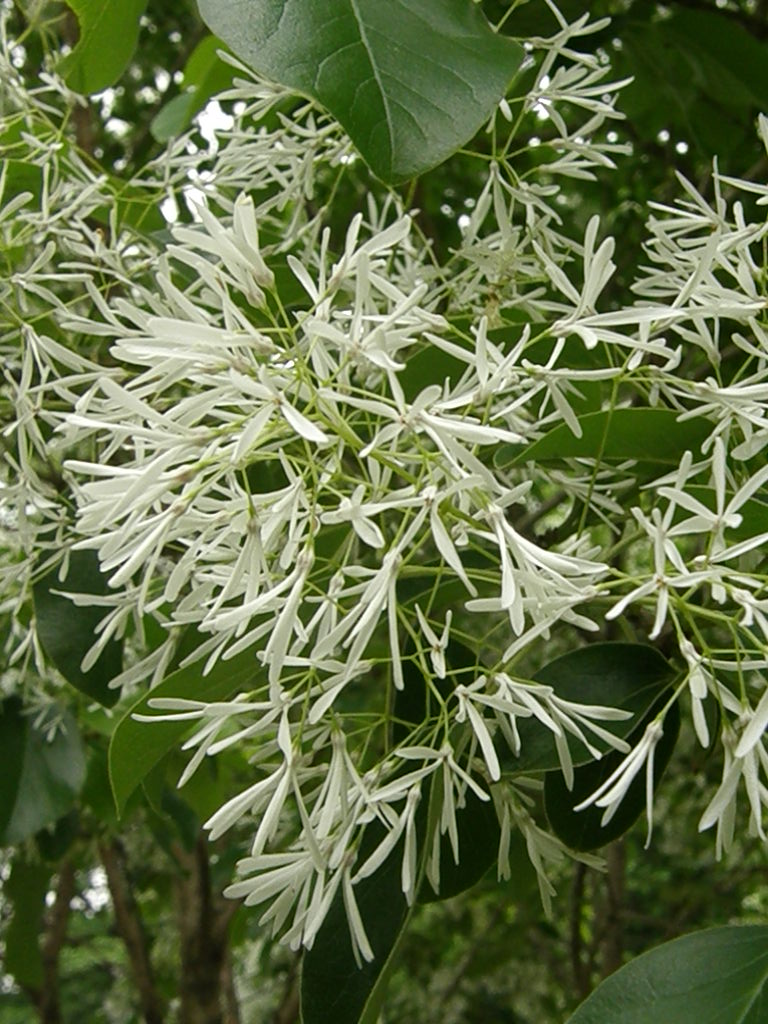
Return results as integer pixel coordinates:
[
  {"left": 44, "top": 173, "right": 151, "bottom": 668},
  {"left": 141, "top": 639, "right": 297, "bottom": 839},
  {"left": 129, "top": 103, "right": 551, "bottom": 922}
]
[
  {"left": 220, "top": 948, "right": 242, "bottom": 1024},
  {"left": 601, "top": 841, "right": 626, "bottom": 979},
  {"left": 99, "top": 839, "right": 166, "bottom": 1024},
  {"left": 569, "top": 861, "right": 591, "bottom": 1002},
  {"left": 176, "top": 834, "right": 242, "bottom": 1024}
]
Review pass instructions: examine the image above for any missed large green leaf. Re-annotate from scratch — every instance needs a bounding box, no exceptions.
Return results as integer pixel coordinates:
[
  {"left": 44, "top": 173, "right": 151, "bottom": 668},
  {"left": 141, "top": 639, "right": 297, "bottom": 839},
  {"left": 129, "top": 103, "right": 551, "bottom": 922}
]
[
  {"left": 502, "top": 644, "right": 675, "bottom": 775},
  {"left": 394, "top": 639, "right": 501, "bottom": 904},
  {"left": 567, "top": 925, "right": 768, "bottom": 1024},
  {"left": 544, "top": 700, "right": 680, "bottom": 851},
  {"left": 196, "top": 0, "right": 524, "bottom": 184},
  {"left": 667, "top": 10, "right": 768, "bottom": 111},
  {"left": 495, "top": 408, "right": 711, "bottom": 470},
  {"left": 33, "top": 550, "right": 123, "bottom": 708},
  {"left": 108, "top": 648, "right": 263, "bottom": 816},
  {"left": 0, "top": 698, "right": 86, "bottom": 845},
  {"left": 58, "top": 0, "right": 148, "bottom": 94}
]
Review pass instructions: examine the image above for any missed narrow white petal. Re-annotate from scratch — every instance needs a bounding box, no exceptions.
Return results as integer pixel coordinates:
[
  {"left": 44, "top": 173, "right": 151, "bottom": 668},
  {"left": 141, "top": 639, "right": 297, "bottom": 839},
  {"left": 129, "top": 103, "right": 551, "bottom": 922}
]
[{"left": 281, "top": 402, "right": 329, "bottom": 444}]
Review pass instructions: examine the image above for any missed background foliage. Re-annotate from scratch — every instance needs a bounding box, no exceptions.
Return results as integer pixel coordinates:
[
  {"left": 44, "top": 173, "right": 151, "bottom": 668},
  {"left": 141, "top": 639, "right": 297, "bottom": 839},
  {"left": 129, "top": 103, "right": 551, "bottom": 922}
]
[{"left": 1, "top": 1, "right": 767, "bottom": 1022}]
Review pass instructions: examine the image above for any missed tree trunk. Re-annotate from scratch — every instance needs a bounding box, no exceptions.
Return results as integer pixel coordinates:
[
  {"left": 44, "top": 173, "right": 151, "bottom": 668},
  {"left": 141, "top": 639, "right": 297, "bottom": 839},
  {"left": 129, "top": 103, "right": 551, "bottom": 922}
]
[
  {"left": 176, "top": 835, "right": 240, "bottom": 1024},
  {"left": 601, "top": 840, "right": 625, "bottom": 978},
  {"left": 569, "top": 861, "right": 591, "bottom": 1001},
  {"left": 99, "top": 839, "right": 166, "bottom": 1024}
]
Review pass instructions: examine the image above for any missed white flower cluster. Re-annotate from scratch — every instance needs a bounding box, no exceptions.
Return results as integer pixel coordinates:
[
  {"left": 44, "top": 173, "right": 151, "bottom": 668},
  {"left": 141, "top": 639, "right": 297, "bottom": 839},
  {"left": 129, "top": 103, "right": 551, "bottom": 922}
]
[{"left": 2, "top": 4, "right": 768, "bottom": 961}]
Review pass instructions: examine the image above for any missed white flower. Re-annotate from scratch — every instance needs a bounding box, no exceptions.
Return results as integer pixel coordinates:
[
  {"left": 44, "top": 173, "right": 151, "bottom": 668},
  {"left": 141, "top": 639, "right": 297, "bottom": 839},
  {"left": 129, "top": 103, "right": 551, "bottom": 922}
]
[
  {"left": 229, "top": 368, "right": 330, "bottom": 448},
  {"left": 605, "top": 498, "right": 713, "bottom": 638},
  {"left": 320, "top": 484, "right": 385, "bottom": 548},
  {"left": 661, "top": 438, "right": 768, "bottom": 552},
  {"left": 575, "top": 718, "right": 666, "bottom": 847},
  {"left": 456, "top": 685, "right": 501, "bottom": 782},
  {"left": 415, "top": 605, "right": 452, "bottom": 680},
  {"left": 699, "top": 712, "right": 768, "bottom": 855},
  {"left": 173, "top": 194, "right": 274, "bottom": 306},
  {"left": 679, "top": 638, "right": 714, "bottom": 748}
]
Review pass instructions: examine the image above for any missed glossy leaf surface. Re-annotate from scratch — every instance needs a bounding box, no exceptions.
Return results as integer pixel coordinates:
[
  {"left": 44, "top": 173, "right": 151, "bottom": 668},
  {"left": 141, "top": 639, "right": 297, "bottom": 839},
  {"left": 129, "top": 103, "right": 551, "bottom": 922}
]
[
  {"left": 567, "top": 925, "right": 768, "bottom": 1023},
  {"left": 503, "top": 644, "right": 675, "bottom": 775},
  {"left": 496, "top": 408, "right": 711, "bottom": 469},
  {"left": 419, "top": 789, "right": 500, "bottom": 903},
  {"left": 3, "top": 855, "right": 51, "bottom": 989},
  {"left": 544, "top": 700, "right": 680, "bottom": 851},
  {"left": 197, "top": 0, "right": 523, "bottom": 183},
  {"left": 301, "top": 820, "right": 417, "bottom": 1024},
  {"left": 34, "top": 550, "right": 123, "bottom": 708},
  {"left": 0, "top": 698, "right": 86, "bottom": 845},
  {"left": 109, "top": 648, "right": 263, "bottom": 815}
]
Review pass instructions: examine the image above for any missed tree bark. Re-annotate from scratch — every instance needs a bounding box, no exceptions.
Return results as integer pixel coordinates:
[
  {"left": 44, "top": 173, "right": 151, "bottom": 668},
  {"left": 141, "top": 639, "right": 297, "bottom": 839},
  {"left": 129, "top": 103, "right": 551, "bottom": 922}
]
[
  {"left": 601, "top": 841, "right": 625, "bottom": 978},
  {"left": 220, "top": 947, "right": 242, "bottom": 1024},
  {"left": 99, "top": 839, "right": 166, "bottom": 1024},
  {"left": 569, "top": 861, "right": 591, "bottom": 1002},
  {"left": 176, "top": 835, "right": 241, "bottom": 1024}
]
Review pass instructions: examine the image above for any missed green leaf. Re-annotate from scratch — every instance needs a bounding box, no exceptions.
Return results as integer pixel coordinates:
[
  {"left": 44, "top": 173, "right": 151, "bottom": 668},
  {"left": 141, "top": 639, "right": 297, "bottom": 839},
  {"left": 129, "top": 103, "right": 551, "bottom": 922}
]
[
  {"left": 112, "top": 180, "right": 168, "bottom": 235},
  {"left": 503, "top": 644, "right": 675, "bottom": 775},
  {"left": 418, "top": 788, "right": 500, "bottom": 903},
  {"left": 196, "top": 0, "right": 524, "bottom": 183},
  {"left": 544, "top": 700, "right": 680, "bottom": 851},
  {"left": 108, "top": 648, "right": 263, "bottom": 816},
  {"left": 58, "top": 0, "right": 148, "bottom": 95},
  {"left": 300, "top": 818, "right": 418, "bottom": 1024},
  {"left": 567, "top": 925, "right": 768, "bottom": 1024},
  {"left": 1, "top": 159, "right": 43, "bottom": 205},
  {"left": 80, "top": 745, "right": 120, "bottom": 827},
  {"left": 144, "top": 784, "right": 201, "bottom": 854},
  {"left": 150, "top": 36, "right": 234, "bottom": 142},
  {"left": 33, "top": 550, "right": 123, "bottom": 708},
  {"left": 0, "top": 698, "right": 86, "bottom": 845},
  {"left": 3, "top": 855, "right": 51, "bottom": 989},
  {"left": 495, "top": 409, "right": 711, "bottom": 470},
  {"left": 150, "top": 93, "right": 194, "bottom": 144},
  {"left": 611, "top": 9, "right": 767, "bottom": 162},
  {"left": 400, "top": 342, "right": 468, "bottom": 403}
]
